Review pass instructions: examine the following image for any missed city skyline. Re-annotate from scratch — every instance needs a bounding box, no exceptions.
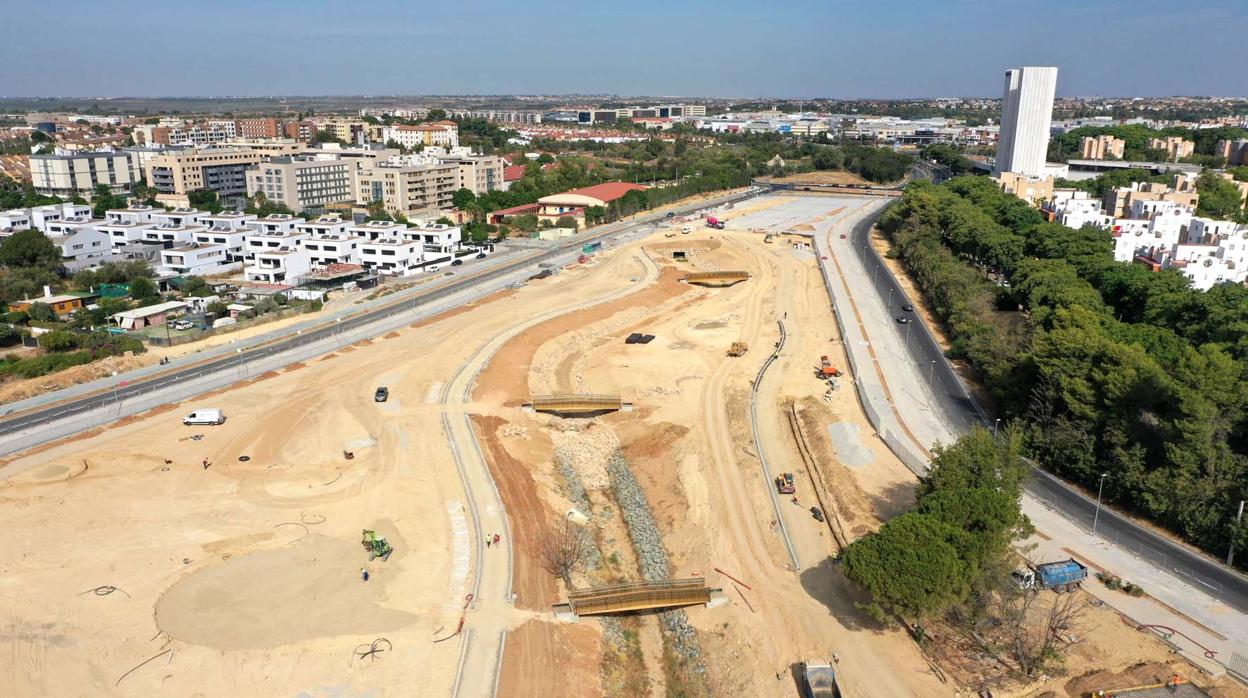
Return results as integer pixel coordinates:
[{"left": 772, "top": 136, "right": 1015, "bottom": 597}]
[{"left": 4, "top": 0, "right": 1247, "bottom": 99}]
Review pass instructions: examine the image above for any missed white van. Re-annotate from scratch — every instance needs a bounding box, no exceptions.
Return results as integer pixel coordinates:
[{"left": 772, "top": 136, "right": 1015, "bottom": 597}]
[{"left": 183, "top": 409, "right": 225, "bottom": 426}]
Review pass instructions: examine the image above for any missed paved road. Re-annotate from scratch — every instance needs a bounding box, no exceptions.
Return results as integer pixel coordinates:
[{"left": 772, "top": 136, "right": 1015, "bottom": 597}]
[
  {"left": 832, "top": 203, "right": 1248, "bottom": 619},
  {"left": 0, "top": 187, "right": 764, "bottom": 458}
]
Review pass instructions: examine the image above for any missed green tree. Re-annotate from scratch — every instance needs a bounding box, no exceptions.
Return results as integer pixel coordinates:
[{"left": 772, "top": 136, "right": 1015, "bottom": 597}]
[
  {"left": 0, "top": 229, "right": 62, "bottom": 270},
  {"left": 128, "top": 276, "right": 158, "bottom": 302},
  {"left": 180, "top": 276, "right": 209, "bottom": 297},
  {"left": 426, "top": 108, "right": 448, "bottom": 121},
  {"left": 555, "top": 216, "right": 578, "bottom": 230},
  {"left": 451, "top": 187, "right": 476, "bottom": 210},
  {"left": 842, "top": 512, "right": 972, "bottom": 627},
  {"left": 38, "top": 330, "right": 79, "bottom": 352},
  {"left": 1196, "top": 171, "right": 1246, "bottom": 219},
  {"left": 27, "top": 302, "right": 58, "bottom": 323}
]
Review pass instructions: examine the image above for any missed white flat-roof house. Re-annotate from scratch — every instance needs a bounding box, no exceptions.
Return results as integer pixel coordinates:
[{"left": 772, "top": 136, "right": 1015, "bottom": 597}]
[
  {"left": 254, "top": 213, "right": 300, "bottom": 235},
  {"left": 245, "top": 246, "right": 312, "bottom": 285},
  {"left": 200, "top": 211, "right": 258, "bottom": 233},
  {"left": 244, "top": 228, "right": 309, "bottom": 261},
  {"left": 192, "top": 227, "right": 249, "bottom": 263},
  {"left": 105, "top": 204, "right": 161, "bottom": 226},
  {"left": 296, "top": 214, "right": 349, "bottom": 238},
  {"left": 46, "top": 223, "right": 111, "bottom": 265},
  {"left": 0, "top": 209, "right": 32, "bottom": 231},
  {"left": 300, "top": 233, "right": 360, "bottom": 268},
  {"left": 150, "top": 207, "right": 204, "bottom": 228},
  {"left": 143, "top": 219, "right": 206, "bottom": 247},
  {"left": 160, "top": 243, "right": 240, "bottom": 276},
  {"left": 359, "top": 237, "right": 426, "bottom": 276},
  {"left": 97, "top": 219, "right": 157, "bottom": 247},
  {"left": 347, "top": 220, "right": 407, "bottom": 241},
  {"left": 405, "top": 222, "right": 462, "bottom": 255}
]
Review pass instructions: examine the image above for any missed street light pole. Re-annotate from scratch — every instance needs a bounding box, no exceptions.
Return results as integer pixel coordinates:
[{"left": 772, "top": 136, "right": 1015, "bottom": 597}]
[
  {"left": 887, "top": 287, "right": 893, "bottom": 311},
  {"left": 1093, "top": 473, "right": 1108, "bottom": 535},
  {"left": 928, "top": 360, "right": 935, "bottom": 389},
  {"left": 993, "top": 418, "right": 1001, "bottom": 436}
]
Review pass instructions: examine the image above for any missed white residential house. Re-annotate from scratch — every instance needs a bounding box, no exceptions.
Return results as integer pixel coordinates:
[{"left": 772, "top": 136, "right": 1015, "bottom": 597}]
[
  {"left": 0, "top": 209, "right": 32, "bottom": 231},
  {"left": 97, "top": 219, "right": 157, "bottom": 248},
  {"left": 254, "top": 213, "right": 300, "bottom": 235},
  {"left": 359, "top": 237, "right": 426, "bottom": 276},
  {"left": 245, "top": 246, "right": 312, "bottom": 285},
  {"left": 200, "top": 211, "right": 258, "bottom": 233},
  {"left": 105, "top": 204, "right": 161, "bottom": 225},
  {"left": 24, "top": 203, "right": 92, "bottom": 232},
  {"left": 45, "top": 223, "right": 111, "bottom": 266},
  {"left": 347, "top": 220, "right": 407, "bottom": 241},
  {"left": 300, "top": 234, "right": 360, "bottom": 268},
  {"left": 160, "top": 243, "right": 240, "bottom": 276},
  {"left": 192, "top": 228, "right": 249, "bottom": 263},
  {"left": 296, "top": 215, "right": 350, "bottom": 238},
  {"left": 243, "top": 228, "right": 309, "bottom": 261},
  {"left": 405, "top": 222, "right": 462, "bottom": 256},
  {"left": 143, "top": 213, "right": 206, "bottom": 247}
]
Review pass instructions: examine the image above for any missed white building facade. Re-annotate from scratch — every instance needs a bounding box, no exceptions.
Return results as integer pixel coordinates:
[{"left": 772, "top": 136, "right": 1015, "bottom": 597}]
[{"left": 994, "top": 66, "right": 1058, "bottom": 178}]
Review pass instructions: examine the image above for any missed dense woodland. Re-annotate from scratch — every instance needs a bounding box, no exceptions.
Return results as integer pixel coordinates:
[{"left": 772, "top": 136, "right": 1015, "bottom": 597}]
[{"left": 877, "top": 176, "right": 1248, "bottom": 567}]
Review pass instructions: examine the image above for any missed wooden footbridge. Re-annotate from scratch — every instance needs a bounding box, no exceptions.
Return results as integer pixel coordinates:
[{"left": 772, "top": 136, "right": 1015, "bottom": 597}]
[
  {"left": 682, "top": 271, "right": 750, "bottom": 286},
  {"left": 524, "top": 393, "right": 633, "bottom": 415},
  {"left": 559, "top": 578, "right": 716, "bottom": 617}
]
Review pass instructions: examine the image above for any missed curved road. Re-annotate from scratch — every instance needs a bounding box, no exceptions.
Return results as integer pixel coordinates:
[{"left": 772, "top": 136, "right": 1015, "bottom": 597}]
[{"left": 841, "top": 205, "right": 1248, "bottom": 617}]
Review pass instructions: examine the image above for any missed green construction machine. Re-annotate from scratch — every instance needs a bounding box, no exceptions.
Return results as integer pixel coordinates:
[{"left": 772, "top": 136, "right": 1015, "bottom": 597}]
[{"left": 361, "top": 529, "right": 394, "bottom": 562}]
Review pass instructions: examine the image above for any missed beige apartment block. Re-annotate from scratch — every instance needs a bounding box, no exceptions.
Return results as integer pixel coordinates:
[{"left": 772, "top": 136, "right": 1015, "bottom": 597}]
[
  {"left": 246, "top": 156, "right": 357, "bottom": 214},
  {"left": 315, "top": 119, "right": 367, "bottom": 143},
  {"left": 355, "top": 162, "right": 459, "bottom": 216},
  {"left": 441, "top": 154, "right": 504, "bottom": 194},
  {"left": 994, "top": 171, "right": 1053, "bottom": 205},
  {"left": 1104, "top": 181, "right": 1199, "bottom": 217},
  {"left": 144, "top": 148, "right": 262, "bottom": 201},
  {"left": 1080, "top": 134, "right": 1125, "bottom": 159},
  {"left": 1148, "top": 136, "right": 1194, "bottom": 161}
]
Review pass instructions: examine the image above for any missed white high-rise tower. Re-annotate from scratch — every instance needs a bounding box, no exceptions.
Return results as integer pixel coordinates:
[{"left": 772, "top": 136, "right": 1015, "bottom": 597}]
[{"left": 994, "top": 66, "right": 1058, "bottom": 178}]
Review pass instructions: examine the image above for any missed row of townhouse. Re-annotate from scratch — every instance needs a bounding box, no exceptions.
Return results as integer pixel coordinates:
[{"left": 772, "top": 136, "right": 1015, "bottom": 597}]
[
  {"left": 1044, "top": 185, "right": 1248, "bottom": 290},
  {"left": 241, "top": 215, "right": 464, "bottom": 284}
]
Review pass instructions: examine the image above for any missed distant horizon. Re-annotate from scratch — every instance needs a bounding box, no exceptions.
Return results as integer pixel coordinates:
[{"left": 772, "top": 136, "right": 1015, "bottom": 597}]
[{"left": 3, "top": 93, "right": 1247, "bottom": 103}]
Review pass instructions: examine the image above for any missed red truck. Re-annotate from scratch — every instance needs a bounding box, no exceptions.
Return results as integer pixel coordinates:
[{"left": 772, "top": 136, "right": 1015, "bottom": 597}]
[{"left": 706, "top": 216, "right": 726, "bottom": 229}]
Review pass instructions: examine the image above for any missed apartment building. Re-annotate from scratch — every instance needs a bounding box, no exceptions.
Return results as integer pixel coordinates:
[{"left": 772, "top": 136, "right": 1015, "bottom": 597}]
[
  {"left": 285, "top": 121, "right": 319, "bottom": 142},
  {"left": 576, "top": 104, "right": 704, "bottom": 124},
  {"left": 994, "top": 171, "right": 1054, "bottom": 205},
  {"left": 381, "top": 122, "right": 460, "bottom": 150},
  {"left": 355, "top": 161, "right": 459, "bottom": 216},
  {"left": 245, "top": 156, "right": 356, "bottom": 213},
  {"left": 206, "top": 120, "right": 238, "bottom": 138},
  {"left": 434, "top": 152, "right": 503, "bottom": 194},
  {"left": 1148, "top": 136, "right": 1195, "bottom": 161},
  {"left": 30, "top": 151, "right": 135, "bottom": 196},
  {"left": 1215, "top": 139, "right": 1248, "bottom": 166},
  {"left": 145, "top": 148, "right": 263, "bottom": 205},
  {"left": 1105, "top": 179, "right": 1199, "bottom": 217},
  {"left": 1080, "top": 135, "right": 1125, "bottom": 160},
  {"left": 234, "top": 118, "right": 281, "bottom": 139},
  {"left": 315, "top": 119, "right": 366, "bottom": 144},
  {"left": 449, "top": 109, "right": 543, "bottom": 125}
]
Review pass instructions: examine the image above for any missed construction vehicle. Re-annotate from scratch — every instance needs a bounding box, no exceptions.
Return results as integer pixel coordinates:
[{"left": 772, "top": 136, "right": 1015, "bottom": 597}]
[
  {"left": 764, "top": 233, "right": 775, "bottom": 243},
  {"left": 1012, "top": 558, "right": 1087, "bottom": 593},
  {"left": 817, "top": 356, "right": 843, "bottom": 378},
  {"left": 774, "top": 472, "right": 795, "bottom": 494},
  {"left": 706, "top": 216, "right": 725, "bottom": 229},
  {"left": 727, "top": 341, "right": 749, "bottom": 357},
  {"left": 361, "top": 530, "right": 394, "bottom": 562},
  {"left": 802, "top": 659, "right": 838, "bottom": 697}
]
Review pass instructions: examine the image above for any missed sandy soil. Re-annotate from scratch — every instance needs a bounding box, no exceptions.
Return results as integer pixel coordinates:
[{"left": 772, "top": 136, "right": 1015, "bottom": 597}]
[
  {"left": 761, "top": 171, "right": 873, "bottom": 186},
  {"left": 0, "top": 194, "right": 1200, "bottom": 697}
]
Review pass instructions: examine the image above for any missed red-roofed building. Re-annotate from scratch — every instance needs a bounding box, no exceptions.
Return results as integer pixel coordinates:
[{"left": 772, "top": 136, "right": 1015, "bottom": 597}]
[{"left": 489, "top": 182, "right": 648, "bottom": 226}]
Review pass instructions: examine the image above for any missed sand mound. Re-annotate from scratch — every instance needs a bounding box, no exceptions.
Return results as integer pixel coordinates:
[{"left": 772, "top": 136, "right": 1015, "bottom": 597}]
[{"left": 155, "top": 534, "right": 415, "bottom": 650}]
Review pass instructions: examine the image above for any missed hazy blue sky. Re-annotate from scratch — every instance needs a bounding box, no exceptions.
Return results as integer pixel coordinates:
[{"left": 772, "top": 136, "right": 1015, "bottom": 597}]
[{"left": 3, "top": 0, "right": 1245, "bottom": 98}]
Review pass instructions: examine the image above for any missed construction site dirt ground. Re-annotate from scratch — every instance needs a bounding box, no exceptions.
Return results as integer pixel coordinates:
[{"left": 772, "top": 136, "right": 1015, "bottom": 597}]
[{"left": 0, "top": 195, "right": 1232, "bottom": 697}]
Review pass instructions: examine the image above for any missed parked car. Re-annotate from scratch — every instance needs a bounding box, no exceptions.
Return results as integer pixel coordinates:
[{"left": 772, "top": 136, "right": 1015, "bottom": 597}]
[
  {"left": 183, "top": 409, "right": 225, "bottom": 426},
  {"left": 476, "top": 253, "right": 487, "bottom": 259},
  {"left": 810, "top": 506, "right": 825, "bottom": 522},
  {"left": 173, "top": 320, "right": 194, "bottom": 331},
  {"left": 452, "top": 259, "right": 464, "bottom": 266},
  {"left": 900, "top": 303, "right": 913, "bottom": 312},
  {"left": 895, "top": 316, "right": 911, "bottom": 324},
  {"left": 374, "top": 387, "right": 389, "bottom": 402},
  {"left": 665, "top": 212, "right": 675, "bottom": 218}
]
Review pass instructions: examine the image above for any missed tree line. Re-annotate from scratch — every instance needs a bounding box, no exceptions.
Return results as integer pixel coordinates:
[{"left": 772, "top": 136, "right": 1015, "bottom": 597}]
[{"left": 878, "top": 176, "right": 1248, "bottom": 566}]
